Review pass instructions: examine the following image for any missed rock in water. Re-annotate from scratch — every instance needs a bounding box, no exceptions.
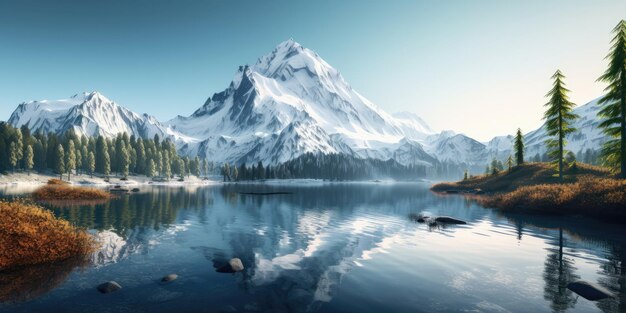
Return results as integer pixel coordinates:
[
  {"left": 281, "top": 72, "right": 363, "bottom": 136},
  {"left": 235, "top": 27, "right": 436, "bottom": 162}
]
[
  {"left": 567, "top": 281, "right": 614, "bottom": 301},
  {"left": 161, "top": 274, "right": 178, "bottom": 282},
  {"left": 229, "top": 258, "right": 244, "bottom": 272},
  {"left": 434, "top": 216, "right": 467, "bottom": 224},
  {"left": 97, "top": 281, "right": 122, "bottom": 294},
  {"left": 217, "top": 258, "right": 245, "bottom": 273}
]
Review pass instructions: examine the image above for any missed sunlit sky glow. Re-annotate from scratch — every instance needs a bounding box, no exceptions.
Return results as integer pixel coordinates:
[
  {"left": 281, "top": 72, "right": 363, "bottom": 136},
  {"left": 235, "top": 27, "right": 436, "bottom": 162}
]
[{"left": 1, "top": 0, "right": 625, "bottom": 141}]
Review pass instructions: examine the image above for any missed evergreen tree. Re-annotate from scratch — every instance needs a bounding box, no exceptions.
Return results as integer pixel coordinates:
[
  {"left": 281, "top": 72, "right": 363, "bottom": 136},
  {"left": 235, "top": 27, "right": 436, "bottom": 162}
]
[
  {"left": 103, "top": 150, "right": 111, "bottom": 178},
  {"left": 514, "top": 128, "right": 524, "bottom": 165},
  {"left": 163, "top": 151, "right": 172, "bottom": 179},
  {"left": 88, "top": 151, "right": 95, "bottom": 178},
  {"left": 506, "top": 155, "right": 513, "bottom": 172},
  {"left": 177, "top": 159, "right": 185, "bottom": 179},
  {"left": 597, "top": 20, "right": 626, "bottom": 177},
  {"left": 120, "top": 145, "right": 130, "bottom": 178},
  {"left": 490, "top": 158, "right": 499, "bottom": 175},
  {"left": 232, "top": 167, "right": 239, "bottom": 181},
  {"left": 463, "top": 169, "right": 469, "bottom": 181},
  {"left": 147, "top": 159, "right": 156, "bottom": 178},
  {"left": 14, "top": 129, "right": 23, "bottom": 169},
  {"left": 544, "top": 70, "right": 578, "bottom": 179},
  {"left": 66, "top": 140, "right": 76, "bottom": 181},
  {"left": 56, "top": 144, "right": 65, "bottom": 180},
  {"left": 9, "top": 142, "right": 18, "bottom": 171},
  {"left": 202, "top": 159, "right": 208, "bottom": 177},
  {"left": 25, "top": 144, "right": 34, "bottom": 175},
  {"left": 193, "top": 156, "right": 201, "bottom": 177}
]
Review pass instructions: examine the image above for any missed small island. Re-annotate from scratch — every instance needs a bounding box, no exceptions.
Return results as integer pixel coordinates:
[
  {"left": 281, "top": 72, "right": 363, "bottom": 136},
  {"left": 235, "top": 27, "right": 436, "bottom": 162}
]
[{"left": 32, "top": 179, "right": 114, "bottom": 202}]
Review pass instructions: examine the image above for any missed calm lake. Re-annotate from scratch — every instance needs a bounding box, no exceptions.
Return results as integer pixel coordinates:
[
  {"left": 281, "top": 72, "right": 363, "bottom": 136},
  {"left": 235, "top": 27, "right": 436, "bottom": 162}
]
[{"left": 0, "top": 182, "right": 625, "bottom": 313}]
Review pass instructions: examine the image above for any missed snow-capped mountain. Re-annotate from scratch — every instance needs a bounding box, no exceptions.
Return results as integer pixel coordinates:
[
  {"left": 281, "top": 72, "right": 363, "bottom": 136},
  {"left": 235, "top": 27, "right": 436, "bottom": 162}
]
[
  {"left": 168, "top": 39, "right": 436, "bottom": 164},
  {"left": 5, "top": 40, "right": 616, "bottom": 174},
  {"left": 8, "top": 91, "right": 194, "bottom": 143}
]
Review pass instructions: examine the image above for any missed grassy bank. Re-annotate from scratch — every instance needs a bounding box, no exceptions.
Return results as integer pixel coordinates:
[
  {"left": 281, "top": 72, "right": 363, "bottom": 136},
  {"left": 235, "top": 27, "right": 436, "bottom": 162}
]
[
  {"left": 32, "top": 179, "right": 113, "bottom": 201},
  {"left": 431, "top": 163, "right": 626, "bottom": 222},
  {"left": 0, "top": 200, "right": 96, "bottom": 270}
]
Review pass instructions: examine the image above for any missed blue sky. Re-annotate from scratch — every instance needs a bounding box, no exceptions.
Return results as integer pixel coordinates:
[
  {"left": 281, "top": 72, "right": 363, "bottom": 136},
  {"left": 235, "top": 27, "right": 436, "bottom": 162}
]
[{"left": 1, "top": 0, "right": 625, "bottom": 141}]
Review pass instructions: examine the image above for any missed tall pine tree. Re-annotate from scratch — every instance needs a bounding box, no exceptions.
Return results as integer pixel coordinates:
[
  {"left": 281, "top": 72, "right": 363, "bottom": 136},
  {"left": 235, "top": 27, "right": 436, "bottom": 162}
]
[
  {"left": 514, "top": 128, "right": 524, "bottom": 166},
  {"left": 597, "top": 20, "right": 626, "bottom": 177},
  {"left": 544, "top": 70, "right": 579, "bottom": 179}
]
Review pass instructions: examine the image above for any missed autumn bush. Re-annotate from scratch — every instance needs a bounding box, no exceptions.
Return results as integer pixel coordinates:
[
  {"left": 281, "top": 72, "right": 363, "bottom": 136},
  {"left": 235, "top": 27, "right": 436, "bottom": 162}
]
[
  {"left": 480, "top": 176, "right": 626, "bottom": 220},
  {"left": 46, "top": 179, "right": 69, "bottom": 185},
  {"left": 32, "top": 184, "right": 113, "bottom": 201},
  {"left": 0, "top": 200, "right": 96, "bottom": 270}
]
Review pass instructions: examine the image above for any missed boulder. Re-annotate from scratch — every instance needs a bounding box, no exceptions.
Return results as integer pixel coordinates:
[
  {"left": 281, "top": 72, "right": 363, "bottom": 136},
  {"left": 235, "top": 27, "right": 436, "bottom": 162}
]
[
  {"left": 229, "top": 258, "right": 244, "bottom": 272},
  {"left": 217, "top": 258, "right": 245, "bottom": 273},
  {"left": 567, "top": 280, "right": 614, "bottom": 301},
  {"left": 161, "top": 274, "right": 178, "bottom": 282},
  {"left": 434, "top": 216, "right": 467, "bottom": 224},
  {"left": 97, "top": 281, "right": 122, "bottom": 294},
  {"left": 131, "top": 188, "right": 140, "bottom": 192}
]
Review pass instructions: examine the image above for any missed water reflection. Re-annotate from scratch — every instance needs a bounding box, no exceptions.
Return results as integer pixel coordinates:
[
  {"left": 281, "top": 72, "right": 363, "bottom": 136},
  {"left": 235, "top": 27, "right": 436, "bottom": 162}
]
[
  {"left": 0, "top": 183, "right": 625, "bottom": 312},
  {"left": 0, "top": 257, "right": 88, "bottom": 304}
]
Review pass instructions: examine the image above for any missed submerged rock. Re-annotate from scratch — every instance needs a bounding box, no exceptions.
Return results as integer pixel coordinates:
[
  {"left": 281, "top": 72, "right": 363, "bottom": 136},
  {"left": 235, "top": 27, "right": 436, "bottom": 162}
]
[
  {"left": 97, "top": 281, "right": 122, "bottom": 294},
  {"left": 434, "top": 216, "right": 467, "bottom": 224},
  {"left": 567, "top": 280, "right": 614, "bottom": 301},
  {"left": 131, "top": 188, "right": 140, "bottom": 192},
  {"left": 161, "top": 274, "right": 178, "bottom": 282}
]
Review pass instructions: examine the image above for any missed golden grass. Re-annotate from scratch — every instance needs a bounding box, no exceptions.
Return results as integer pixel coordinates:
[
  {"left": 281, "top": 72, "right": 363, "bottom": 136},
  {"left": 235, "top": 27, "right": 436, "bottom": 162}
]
[
  {"left": 0, "top": 200, "right": 96, "bottom": 270},
  {"left": 481, "top": 176, "right": 626, "bottom": 219},
  {"left": 47, "top": 179, "right": 69, "bottom": 185},
  {"left": 431, "top": 162, "right": 611, "bottom": 193},
  {"left": 32, "top": 184, "right": 113, "bottom": 201}
]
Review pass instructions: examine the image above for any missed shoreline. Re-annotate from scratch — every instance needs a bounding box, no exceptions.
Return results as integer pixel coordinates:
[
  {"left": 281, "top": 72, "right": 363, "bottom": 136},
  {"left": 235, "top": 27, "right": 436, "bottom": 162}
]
[{"left": 0, "top": 172, "right": 222, "bottom": 187}]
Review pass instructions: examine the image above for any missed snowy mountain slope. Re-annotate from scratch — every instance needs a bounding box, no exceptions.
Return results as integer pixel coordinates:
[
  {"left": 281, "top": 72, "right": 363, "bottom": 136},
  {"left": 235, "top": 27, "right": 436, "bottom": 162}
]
[
  {"left": 8, "top": 91, "right": 195, "bottom": 143},
  {"left": 167, "top": 39, "right": 436, "bottom": 165}
]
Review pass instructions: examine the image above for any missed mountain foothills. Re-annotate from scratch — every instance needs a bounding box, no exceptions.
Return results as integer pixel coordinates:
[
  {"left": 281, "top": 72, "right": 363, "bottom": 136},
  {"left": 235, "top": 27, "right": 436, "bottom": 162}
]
[{"left": 4, "top": 40, "right": 613, "bottom": 177}]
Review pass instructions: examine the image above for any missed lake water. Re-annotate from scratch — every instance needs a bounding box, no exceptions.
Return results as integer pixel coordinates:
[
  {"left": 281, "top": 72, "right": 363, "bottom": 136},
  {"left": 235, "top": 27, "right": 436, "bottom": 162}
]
[{"left": 0, "top": 182, "right": 625, "bottom": 313}]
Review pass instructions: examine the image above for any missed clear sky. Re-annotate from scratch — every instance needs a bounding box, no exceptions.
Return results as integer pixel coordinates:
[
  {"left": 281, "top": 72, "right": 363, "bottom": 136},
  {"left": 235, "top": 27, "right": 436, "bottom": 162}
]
[{"left": 1, "top": 0, "right": 625, "bottom": 141}]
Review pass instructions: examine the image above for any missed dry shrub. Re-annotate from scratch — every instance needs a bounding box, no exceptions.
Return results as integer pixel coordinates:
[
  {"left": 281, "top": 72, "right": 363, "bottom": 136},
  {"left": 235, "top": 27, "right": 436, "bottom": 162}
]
[
  {"left": 0, "top": 200, "right": 96, "bottom": 270},
  {"left": 481, "top": 176, "right": 626, "bottom": 220},
  {"left": 47, "top": 179, "right": 69, "bottom": 185},
  {"left": 32, "top": 184, "right": 113, "bottom": 201}
]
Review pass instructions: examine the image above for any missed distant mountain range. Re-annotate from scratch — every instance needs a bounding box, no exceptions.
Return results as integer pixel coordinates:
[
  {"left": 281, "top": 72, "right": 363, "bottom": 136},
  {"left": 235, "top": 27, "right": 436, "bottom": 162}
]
[{"left": 6, "top": 39, "right": 611, "bottom": 174}]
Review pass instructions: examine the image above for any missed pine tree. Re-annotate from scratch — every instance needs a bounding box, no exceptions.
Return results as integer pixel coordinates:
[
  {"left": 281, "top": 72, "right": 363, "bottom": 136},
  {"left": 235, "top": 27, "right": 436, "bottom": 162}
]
[
  {"left": 147, "top": 159, "right": 156, "bottom": 178},
  {"left": 163, "top": 151, "right": 171, "bottom": 179},
  {"left": 103, "top": 150, "right": 111, "bottom": 178},
  {"left": 75, "top": 147, "right": 82, "bottom": 176},
  {"left": 88, "top": 151, "right": 95, "bottom": 178},
  {"left": 9, "top": 142, "right": 18, "bottom": 171},
  {"left": 544, "top": 70, "right": 579, "bottom": 179},
  {"left": 490, "top": 158, "right": 499, "bottom": 175},
  {"left": 506, "top": 155, "right": 513, "bottom": 172},
  {"left": 597, "top": 20, "right": 626, "bottom": 177},
  {"left": 193, "top": 156, "right": 201, "bottom": 177},
  {"left": 232, "top": 167, "right": 239, "bottom": 181},
  {"left": 119, "top": 145, "right": 130, "bottom": 178},
  {"left": 66, "top": 140, "right": 76, "bottom": 181},
  {"left": 14, "top": 129, "right": 23, "bottom": 169},
  {"left": 463, "top": 169, "right": 469, "bottom": 181},
  {"left": 25, "top": 144, "right": 34, "bottom": 175},
  {"left": 177, "top": 159, "right": 185, "bottom": 179},
  {"left": 202, "top": 159, "right": 208, "bottom": 177},
  {"left": 56, "top": 144, "right": 65, "bottom": 180},
  {"left": 514, "top": 128, "right": 524, "bottom": 166}
]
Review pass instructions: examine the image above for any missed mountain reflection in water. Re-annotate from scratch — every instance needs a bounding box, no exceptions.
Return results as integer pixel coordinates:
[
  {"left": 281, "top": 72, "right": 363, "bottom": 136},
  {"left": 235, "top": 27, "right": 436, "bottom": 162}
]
[{"left": 0, "top": 182, "right": 624, "bottom": 313}]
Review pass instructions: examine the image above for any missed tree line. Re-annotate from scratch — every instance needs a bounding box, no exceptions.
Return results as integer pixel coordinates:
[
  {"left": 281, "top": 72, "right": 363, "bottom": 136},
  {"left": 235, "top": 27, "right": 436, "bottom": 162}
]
[
  {"left": 484, "top": 20, "right": 626, "bottom": 179},
  {"left": 220, "top": 152, "right": 428, "bottom": 181},
  {"left": 0, "top": 123, "right": 214, "bottom": 181}
]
